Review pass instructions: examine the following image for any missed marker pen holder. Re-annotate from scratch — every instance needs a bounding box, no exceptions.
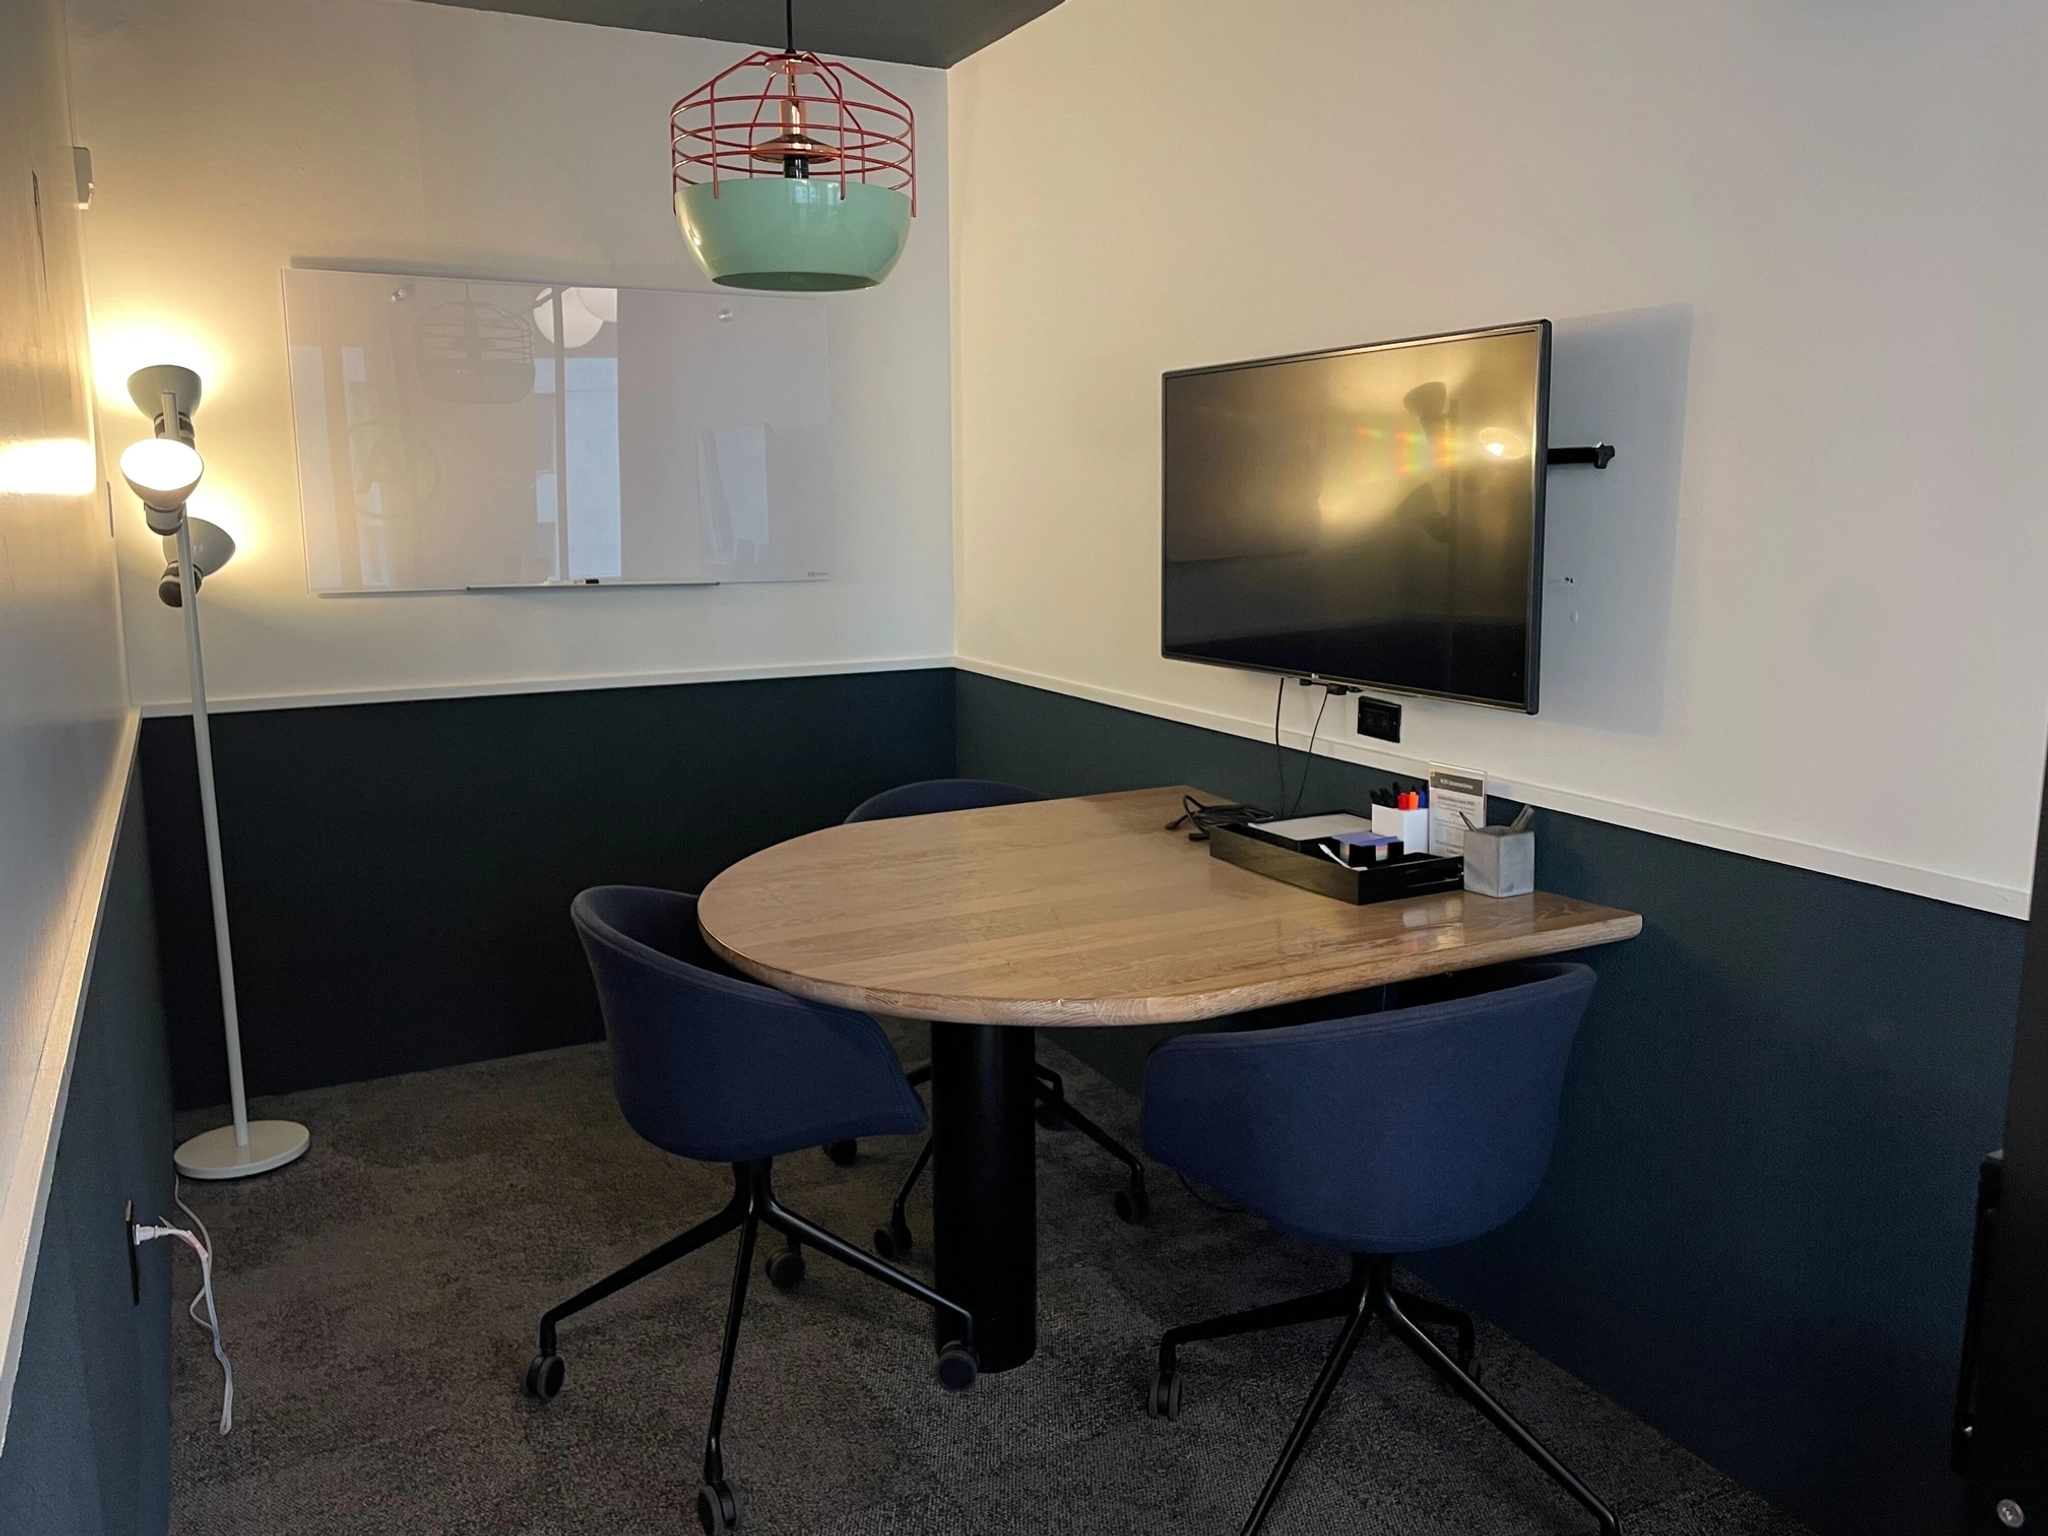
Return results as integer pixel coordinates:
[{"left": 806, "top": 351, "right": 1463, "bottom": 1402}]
[
  {"left": 1371, "top": 802, "right": 1430, "bottom": 854},
  {"left": 1462, "top": 812, "right": 1536, "bottom": 898}
]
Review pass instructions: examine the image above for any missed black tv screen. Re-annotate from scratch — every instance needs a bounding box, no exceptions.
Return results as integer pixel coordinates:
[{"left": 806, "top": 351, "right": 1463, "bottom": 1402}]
[{"left": 1162, "top": 320, "right": 1551, "bottom": 712}]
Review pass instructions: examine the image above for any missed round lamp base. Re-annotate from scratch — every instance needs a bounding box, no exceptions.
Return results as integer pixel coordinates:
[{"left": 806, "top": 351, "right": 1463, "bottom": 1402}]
[{"left": 174, "top": 1120, "right": 311, "bottom": 1180}]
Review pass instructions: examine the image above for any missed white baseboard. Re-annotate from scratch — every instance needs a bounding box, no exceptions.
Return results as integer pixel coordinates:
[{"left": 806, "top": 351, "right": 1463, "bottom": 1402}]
[{"left": 135, "top": 654, "right": 958, "bottom": 717}]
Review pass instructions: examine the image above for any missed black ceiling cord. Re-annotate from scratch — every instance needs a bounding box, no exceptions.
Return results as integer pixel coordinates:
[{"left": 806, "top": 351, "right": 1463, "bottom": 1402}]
[{"left": 785, "top": 0, "right": 795, "bottom": 52}]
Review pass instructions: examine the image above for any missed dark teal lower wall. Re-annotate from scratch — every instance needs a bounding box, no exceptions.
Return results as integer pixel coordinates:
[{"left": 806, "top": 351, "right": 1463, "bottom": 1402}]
[
  {"left": 0, "top": 771, "right": 174, "bottom": 1535},
  {"left": 140, "top": 668, "right": 956, "bottom": 1107},
  {"left": 956, "top": 669, "right": 2019, "bottom": 1536},
  {"left": 128, "top": 662, "right": 2021, "bottom": 1535}
]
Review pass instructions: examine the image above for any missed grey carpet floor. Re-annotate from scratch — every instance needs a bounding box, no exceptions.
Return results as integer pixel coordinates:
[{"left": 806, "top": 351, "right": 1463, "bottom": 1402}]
[{"left": 167, "top": 1034, "right": 1810, "bottom": 1536}]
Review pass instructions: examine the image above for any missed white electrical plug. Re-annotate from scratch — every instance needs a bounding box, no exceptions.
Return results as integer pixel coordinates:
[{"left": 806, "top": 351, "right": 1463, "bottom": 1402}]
[{"left": 133, "top": 1196, "right": 233, "bottom": 1434}]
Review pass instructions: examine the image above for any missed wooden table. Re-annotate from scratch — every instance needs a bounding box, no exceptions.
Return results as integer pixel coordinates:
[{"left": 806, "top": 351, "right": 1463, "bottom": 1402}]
[{"left": 698, "top": 786, "right": 1641, "bottom": 1371}]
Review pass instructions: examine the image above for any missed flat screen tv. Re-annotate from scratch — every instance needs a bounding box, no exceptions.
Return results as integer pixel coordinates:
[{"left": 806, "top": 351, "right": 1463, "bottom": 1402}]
[{"left": 1162, "top": 320, "right": 1551, "bottom": 712}]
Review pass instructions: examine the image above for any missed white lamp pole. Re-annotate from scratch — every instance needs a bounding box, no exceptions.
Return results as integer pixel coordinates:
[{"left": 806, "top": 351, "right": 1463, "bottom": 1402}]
[{"left": 123, "top": 365, "right": 309, "bottom": 1180}]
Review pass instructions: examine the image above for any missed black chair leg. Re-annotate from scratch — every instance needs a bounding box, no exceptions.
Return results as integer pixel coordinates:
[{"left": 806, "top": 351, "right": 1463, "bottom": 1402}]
[
  {"left": 534, "top": 1186, "right": 747, "bottom": 1359},
  {"left": 1153, "top": 1256, "right": 1616, "bottom": 1536},
  {"left": 696, "top": 1185, "right": 763, "bottom": 1535},
  {"left": 870, "top": 1056, "right": 1154, "bottom": 1256},
  {"left": 762, "top": 1188, "right": 977, "bottom": 1380},
  {"left": 529, "top": 1161, "right": 974, "bottom": 1535},
  {"left": 1390, "top": 1286, "right": 1477, "bottom": 1371},
  {"left": 1156, "top": 1276, "right": 1359, "bottom": 1380},
  {"left": 1379, "top": 1276, "right": 1620, "bottom": 1536},
  {"left": 1239, "top": 1282, "right": 1377, "bottom": 1536},
  {"left": 1033, "top": 1063, "right": 1066, "bottom": 1126},
  {"left": 1044, "top": 1090, "right": 1151, "bottom": 1221},
  {"left": 1147, "top": 1271, "right": 1358, "bottom": 1422},
  {"left": 873, "top": 1137, "right": 932, "bottom": 1258}
]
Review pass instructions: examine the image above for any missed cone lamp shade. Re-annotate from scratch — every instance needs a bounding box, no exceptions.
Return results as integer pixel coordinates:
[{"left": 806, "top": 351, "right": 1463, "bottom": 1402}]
[
  {"left": 671, "top": 47, "right": 915, "bottom": 292},
  {"left": 120, "top": 436, "right": 204, "bottom": 509}
]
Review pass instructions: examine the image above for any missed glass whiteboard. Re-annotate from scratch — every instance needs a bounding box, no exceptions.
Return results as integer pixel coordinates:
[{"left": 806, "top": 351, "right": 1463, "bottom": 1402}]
[{"left": 281, "top": 268, "right": 833, "bottom": 591}]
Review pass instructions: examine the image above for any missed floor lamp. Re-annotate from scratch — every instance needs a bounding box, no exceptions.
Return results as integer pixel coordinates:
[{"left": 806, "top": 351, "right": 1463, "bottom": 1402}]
[{"left": 120, "top": 364, "right": 310, "bottom": 1180}]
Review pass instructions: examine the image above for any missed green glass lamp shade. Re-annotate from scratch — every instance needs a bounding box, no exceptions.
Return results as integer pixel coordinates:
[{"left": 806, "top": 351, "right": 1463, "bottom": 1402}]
[{"left": 675, "top": 178, "right": 911, "bottom": 292}]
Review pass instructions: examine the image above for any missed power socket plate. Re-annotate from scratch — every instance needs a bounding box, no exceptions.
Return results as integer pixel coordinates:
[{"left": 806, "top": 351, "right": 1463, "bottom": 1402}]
[{"left": 1356, "top": 696, "right": 1402, "bottom": 743}]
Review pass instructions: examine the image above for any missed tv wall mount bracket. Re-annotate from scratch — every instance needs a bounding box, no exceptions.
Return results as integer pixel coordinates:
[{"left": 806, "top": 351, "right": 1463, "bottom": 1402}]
[{"left": 1548, "top": 444, "right": 1615, "bottom": 468}]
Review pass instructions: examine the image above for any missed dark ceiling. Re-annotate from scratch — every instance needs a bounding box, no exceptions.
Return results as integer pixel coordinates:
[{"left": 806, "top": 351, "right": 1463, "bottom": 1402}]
[{"left": 416, "top": 0, "right": 1064, "bottom": 68}]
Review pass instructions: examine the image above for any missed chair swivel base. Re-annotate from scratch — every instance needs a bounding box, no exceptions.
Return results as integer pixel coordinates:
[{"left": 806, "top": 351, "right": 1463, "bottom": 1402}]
[
  {"left": 174, "top": 1119, "right": 310, "bottom": 1180},
  {"left": 523, "top": 1157, "right": 977, "bottom": 1535},
  {"left": 1149, "top": 1254, "right": 1620, "bottom": 1536}
]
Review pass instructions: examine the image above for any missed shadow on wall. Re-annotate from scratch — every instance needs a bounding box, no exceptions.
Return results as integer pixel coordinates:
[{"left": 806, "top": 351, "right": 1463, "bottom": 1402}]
[{"left": 1540, "top": 304, "right": 1692, "bottom": 736}]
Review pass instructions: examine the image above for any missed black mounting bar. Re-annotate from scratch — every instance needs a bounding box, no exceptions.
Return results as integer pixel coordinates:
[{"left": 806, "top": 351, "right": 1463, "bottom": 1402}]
[{"left": 1548, "top": 444, "right": 1615, "bottom": 469}]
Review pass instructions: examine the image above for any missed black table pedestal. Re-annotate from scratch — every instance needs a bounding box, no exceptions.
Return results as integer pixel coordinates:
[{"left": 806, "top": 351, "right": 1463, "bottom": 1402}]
[{"left": 929, "top": 1022, "right": 1038, "bottom": 1372}]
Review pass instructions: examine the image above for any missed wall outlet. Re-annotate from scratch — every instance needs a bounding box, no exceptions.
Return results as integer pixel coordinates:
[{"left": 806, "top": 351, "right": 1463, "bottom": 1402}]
[
  {"left": 1356, "top": 696, "right": 1402, "bottom": 743},
  {"left": 125, "top": 1200, "right": 140, "bottom": 1304}
]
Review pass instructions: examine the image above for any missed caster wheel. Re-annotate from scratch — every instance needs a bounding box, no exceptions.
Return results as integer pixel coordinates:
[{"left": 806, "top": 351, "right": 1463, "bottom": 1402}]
[
  {"left": 764, "top": 1247, "right": 806, "bottom": 1290},
  {"left": 1146, "top": 1365, "right": 1182, "bottom": 1421},
  {"left": 935, "top": 1341, "right": 979, "bottom": 1392},
  {"left": 696, "top": 1478, "right": 741, "bottom": 1534},
  {"left": 872, "top": 1218, "right": 913, "bottom": 1260},
  {"left": 824, "top": 1140, "right": 859, "bottom": 1167},
  {"left": 1115, "top": 1184, "right": 1151, "bottom": 1224},
  {"left": 523, "top": 1352, "right": 565, "bottom": 1402},
  {"left": 1035, "top": 1099, "right": 1061, "bottom": 1129}
]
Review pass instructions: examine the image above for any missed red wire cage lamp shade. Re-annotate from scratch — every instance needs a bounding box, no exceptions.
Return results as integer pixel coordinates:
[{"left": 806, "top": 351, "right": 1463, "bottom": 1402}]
[{"left": 671, "top": 50, "right": 916, "bottom": 292}]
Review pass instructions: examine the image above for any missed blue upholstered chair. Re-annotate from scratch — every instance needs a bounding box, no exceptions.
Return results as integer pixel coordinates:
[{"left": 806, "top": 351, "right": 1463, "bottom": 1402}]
[
  {"left": 523, "top": 886, "right": 978, "bottom": 1536},
  {"left": 835, "top": 779, "right": 1153, "bottom": 1258},
  {"left": 1140, "top": 961, "right": 1619, "bottom": 1536},
  {"left": 843, "top": 777, "right": 1047, "bottom": 824}
]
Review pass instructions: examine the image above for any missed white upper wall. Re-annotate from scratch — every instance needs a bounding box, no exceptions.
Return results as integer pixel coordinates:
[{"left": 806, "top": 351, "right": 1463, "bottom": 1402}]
[
  {"left": 949, "top": 0, "right": 2048, "bottom": 916},
  {"left": 0, "top": 0, "right": 130, "bottom": 1442},
  {"left": 66, "top": 0, "right": 954, "bottom": 710}
]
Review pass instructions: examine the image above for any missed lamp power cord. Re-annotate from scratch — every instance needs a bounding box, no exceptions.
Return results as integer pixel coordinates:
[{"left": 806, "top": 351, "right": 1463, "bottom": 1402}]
[{"left": 132, "top": 1181, "right": 233, "bottom": 1433}]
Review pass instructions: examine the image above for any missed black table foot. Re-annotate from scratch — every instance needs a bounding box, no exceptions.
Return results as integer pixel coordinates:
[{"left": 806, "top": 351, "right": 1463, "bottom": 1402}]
[{"left": 929, "top": 1023, "right": 1037, "bottom": 1371}]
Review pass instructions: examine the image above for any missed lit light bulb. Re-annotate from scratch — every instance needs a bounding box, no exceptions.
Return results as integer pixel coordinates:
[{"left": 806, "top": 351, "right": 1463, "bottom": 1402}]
[
  {"left": 120, "top": 437, "right": 205, "bottom": 509},
  {"left": 1475, "top": 427, "right": 1528, "bottom": 462}
]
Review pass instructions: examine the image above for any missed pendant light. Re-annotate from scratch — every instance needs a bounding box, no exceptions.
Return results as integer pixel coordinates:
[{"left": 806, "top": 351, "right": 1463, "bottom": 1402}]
[{"left": 670, "top": 0, "right": 916, "bottom": 291}]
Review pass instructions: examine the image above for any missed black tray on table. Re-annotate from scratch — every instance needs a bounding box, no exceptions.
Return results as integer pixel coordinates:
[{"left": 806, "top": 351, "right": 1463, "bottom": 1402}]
[{"left": 1207, "top": 822, "right": 1464, "bottom": 906}]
